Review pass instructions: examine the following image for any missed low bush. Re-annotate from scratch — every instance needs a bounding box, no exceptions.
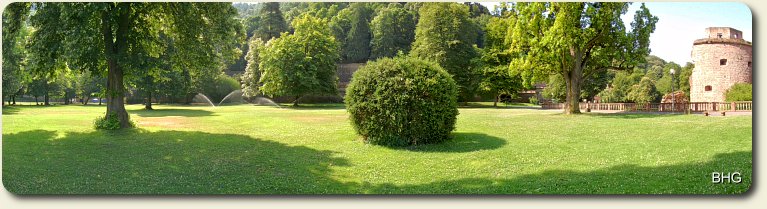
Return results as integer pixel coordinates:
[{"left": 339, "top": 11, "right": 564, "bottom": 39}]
[
  {"left": 529, "top": 96, "right": 539, "bottom": 105},
  {"left": 345, "top": 56, "right": 459, "bottom": 147},
  {"left": 725, "top": 83, "right": 752, "bottom": 102},
  {"left": 94, "top": 112, "right": 135, "bottom": 130}
]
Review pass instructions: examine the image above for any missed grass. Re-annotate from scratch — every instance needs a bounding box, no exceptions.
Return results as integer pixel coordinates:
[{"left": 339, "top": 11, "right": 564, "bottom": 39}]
[{"left": 1, "top": 103, "right": 752, "bottom": 194}]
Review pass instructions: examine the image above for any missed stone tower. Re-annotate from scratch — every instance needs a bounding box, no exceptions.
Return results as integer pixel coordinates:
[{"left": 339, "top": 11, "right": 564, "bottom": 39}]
[{"left": 690, "top": 27, "right": 752, "bottom": 102}]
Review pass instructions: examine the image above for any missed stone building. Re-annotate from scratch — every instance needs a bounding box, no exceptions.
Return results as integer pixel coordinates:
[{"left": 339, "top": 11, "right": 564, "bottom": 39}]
[{"left": 689, "top": 27, "right": 752, "bottom": 102}]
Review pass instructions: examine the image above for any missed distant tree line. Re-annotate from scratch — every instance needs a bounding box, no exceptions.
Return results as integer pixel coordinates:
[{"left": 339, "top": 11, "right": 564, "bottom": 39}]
[{"left": 4, "top": 2, "right": 671, "bottom": 128}]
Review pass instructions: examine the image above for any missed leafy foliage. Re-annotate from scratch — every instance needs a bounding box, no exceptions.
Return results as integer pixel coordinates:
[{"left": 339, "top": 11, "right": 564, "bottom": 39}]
[
  {"left": 542, "top": 75, "right": 566, "bottom": 103},
  {"left": 626, "top": 76, "right": 659, "bottom": 104},
  {"left": 678, "top": 62, "right": 694, "bottom": 98},
  {"left": 75, "top": 71, "right": 106, "bottom": 104},
  {"left": 253, "top": 2, "right": 288, "bottom": 41},
  {"left": 201, "top": 74, "right": 241, "bottom": 104},
  {"left": 370, "top": 4, "right": 416, "bottom": 59},
  {"left": 507, "top": 2, "right": 658, "bottom": 113},
  {"left": 345, "top": 56, "right": 458, "bottom": 147},
  {"left": 480, "top": 65, "right": 523, "bottom": 106},
  {"left": 410, "top": 2, "right": 480, "bottom": 102},
  {"left": 2, "top": 2, "right": 31, "bottom": 104},
  {"left": 259, "top": 14, "right": 340, "bottom": 106},
  {"left": 342, "top": 3, "right": 373, "bottom": 63},
  {"left": 596, "top": 70, "right": 643, "bottom": 103},
  {"left": 240, "top": 37, "right": 265, "bottom": 99},
  {"left": 655, "top": 62, "right": 682, "bottom": 95},
  {"left": 725, "top": 83, "right": 752, "bottom": 102},
  {"left": 94, "top": 112, "right": 134, "bottom": 130},
  {"left": 26, "top": 2, "right": 244, "bottom": 128}
]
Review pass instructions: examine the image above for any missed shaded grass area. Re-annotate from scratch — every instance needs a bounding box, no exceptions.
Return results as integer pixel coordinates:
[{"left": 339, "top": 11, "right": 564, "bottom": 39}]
[{"left": 2, "top": 104, "right": 752, "bottom": 194}]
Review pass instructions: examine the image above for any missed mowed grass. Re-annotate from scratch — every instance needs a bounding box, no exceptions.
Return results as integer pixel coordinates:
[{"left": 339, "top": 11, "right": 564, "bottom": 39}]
[{"left": 1, "top": 103, "right": 752, "bottom": 194}]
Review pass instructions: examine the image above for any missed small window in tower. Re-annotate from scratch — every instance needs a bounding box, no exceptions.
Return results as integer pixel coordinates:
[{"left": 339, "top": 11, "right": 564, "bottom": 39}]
[
  {"left": 717, "top": 33, "right": 723, "bottom": 38},
  {"left": 748, "top": 62, "right": 752, "bottom": 67},
  {"left": 720, "top": 59, "right": 727, "bottom": 65},
  {"left": 705, "top": 86, "right": 712, "bottom": 91}
]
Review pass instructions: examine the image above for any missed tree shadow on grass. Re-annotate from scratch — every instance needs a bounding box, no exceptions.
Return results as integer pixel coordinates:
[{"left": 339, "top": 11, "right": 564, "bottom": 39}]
[
  {"left": 401, "top": 132, "right": 507, "bottom": 153},
  {"left": 2, "top": 130, "right": 751, "bottom": 194},
  {"left": 366, "top": 151, "right": 752, "bottom": 194},
  {"left": 2, "top": 129, "right": 352, "bottom": 194},
  {"left": 1, "top": 106, "right": 21, "bottom": 115},
  {"left": 128, "top": 108, "right": 216, "bottom": 117}
]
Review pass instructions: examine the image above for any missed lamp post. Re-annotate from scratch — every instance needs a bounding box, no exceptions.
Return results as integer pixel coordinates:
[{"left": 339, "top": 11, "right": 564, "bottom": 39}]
[{"left": 670, "top": 68, "right": 675, "bottom": 112}]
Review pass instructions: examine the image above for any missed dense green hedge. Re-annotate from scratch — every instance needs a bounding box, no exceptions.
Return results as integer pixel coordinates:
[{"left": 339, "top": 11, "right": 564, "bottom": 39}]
[
  {"left": 345, "top": 56, "right": 459, "bottom": 147},
  {"left": 725, "top": 83, "right": 752, "bottom": 102}
]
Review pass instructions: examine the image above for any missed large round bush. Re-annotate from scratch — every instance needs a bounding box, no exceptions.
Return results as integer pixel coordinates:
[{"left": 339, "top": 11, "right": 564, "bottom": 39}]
[{"left": 345, "top": 57, "right": 459, "bottom": 147}]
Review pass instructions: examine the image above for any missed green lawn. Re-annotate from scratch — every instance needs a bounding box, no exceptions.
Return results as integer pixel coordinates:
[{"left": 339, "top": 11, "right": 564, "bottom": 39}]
[{"left": 1, "top": 103, "right": 752, "bottom": 194}]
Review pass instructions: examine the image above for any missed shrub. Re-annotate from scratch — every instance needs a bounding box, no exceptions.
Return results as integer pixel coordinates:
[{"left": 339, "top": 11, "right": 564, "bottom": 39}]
[
  {"left": 725, "top": 83, "right": 752, "bottom": 102},
  {"left": 94, "top": 113, "right": 135, "bottom": 130},
  {"left": 345, "top": 56, "right": 459, "bottom": 147},
  {"left": 528, "top": 96, "right": 539, "bottom": 105}
]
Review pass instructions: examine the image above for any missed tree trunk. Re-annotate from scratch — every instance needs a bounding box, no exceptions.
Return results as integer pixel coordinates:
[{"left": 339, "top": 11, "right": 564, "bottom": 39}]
[
  {"left": 494, "top": 94, "right": 499, "bottom": 107},
  {"left": 563, "top": 71, "right": 583, "bottom": 114},
  {"left": 34, "top": 96, "right": 38, "bottom": 105},
  {"left": 144, "top": 75, "right": 153, "bottom": 110},
  {"left": 293, "top": 95, "right": 300, "bottom": 107},
  {"left": 44, "top": 93, "right": 50, "bottom": 106},
  {"left": 11, "top": 95, "right": 16, "bottom": 105},
  {"left": 99, "top": 97, "right": 102, "bottom": 105},
  {"left": 64, "top": 92, "right": 70, "bottom": 105},
  {"left": 101, "top": 5, "right": 132, "bottom": 128},
  {"left": 145, "top": 91, "right": 153, "bottom": 110},
  {"left": 84, "top": 96, "right": 90, "bottom": 105}
]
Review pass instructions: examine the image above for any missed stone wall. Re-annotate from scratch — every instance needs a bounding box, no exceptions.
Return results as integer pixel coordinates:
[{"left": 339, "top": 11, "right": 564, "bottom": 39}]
[
  {"left": 337, "top": 63, "right": 365, "bottom": 95},
  {"left": 705, "top": 27, "right": 744, "bottom": 39},
  {"left": 690, "top": 40, "right": 752, "bottom": 102}
]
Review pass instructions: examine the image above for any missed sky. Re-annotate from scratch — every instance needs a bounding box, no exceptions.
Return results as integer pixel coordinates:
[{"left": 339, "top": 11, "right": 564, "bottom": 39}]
[{"left": 477, "top": 2, "right": 752, "bottom": 64}]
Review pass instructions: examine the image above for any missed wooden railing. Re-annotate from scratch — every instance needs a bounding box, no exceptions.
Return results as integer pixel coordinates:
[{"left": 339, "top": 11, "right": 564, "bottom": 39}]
[{"left": 541, "top": 101, "right": 752, "bottom": 112}]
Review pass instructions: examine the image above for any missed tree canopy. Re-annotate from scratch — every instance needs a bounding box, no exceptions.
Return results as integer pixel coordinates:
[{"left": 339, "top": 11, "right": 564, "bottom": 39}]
[
  {"left": 411, "top": 2, "right": 480, "bottom": 102},
  {"left": 25, "top": 2, "right": 243, "bottom": 128},
  {"left": 370, "top": 4, "right": 416, "bottom": 60},
  {"left": 258, "top": 14, "right": 340, "bottom": 106},
  {"left": 507, "top": 2, "right": 657, "bottom": 114}
]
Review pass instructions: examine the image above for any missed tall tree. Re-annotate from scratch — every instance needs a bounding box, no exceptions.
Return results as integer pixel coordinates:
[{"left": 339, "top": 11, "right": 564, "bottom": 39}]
[
  {"left": 341, "top": 3, "right": 373, "bottom": 63},
  {"left": 626, "top": 76, "right": 659, "bottom": 104},
  {"left": 656, "top": 62, "right": 682, "bottom": 95},
  {"left": 259, "top": 14, "right": 340, "bottom": 106},
  {"left": 27, "top": 2, "right": 243, "bottom": 128},
  {"left": 240, "top": 36, "right": 265, "bottom": 100},
  {"left": 596, "top": 70, "right": 643, "bottom": 103},
  {"left": 480, "top": 65, "right": 523, "bottom": 107},
  {"left": 254, "top": 2, "right": 288, "bottom": 41},
  {"left": 507, "top": 2, "right": 657, "bottom": 114},
  {"left": 1, "top": 2, "right": 31, "bottom": 105},
  {"left": 411, "top": 2, "right": 480, "bottom": 103},
  {"left": 370, "top": 4, "right": 416, "bottom": 59}
]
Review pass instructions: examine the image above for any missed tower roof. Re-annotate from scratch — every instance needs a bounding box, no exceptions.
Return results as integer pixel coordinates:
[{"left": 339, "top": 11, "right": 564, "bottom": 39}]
[{"left": 693, "top": 27, "right": 751, "bottom": 46}]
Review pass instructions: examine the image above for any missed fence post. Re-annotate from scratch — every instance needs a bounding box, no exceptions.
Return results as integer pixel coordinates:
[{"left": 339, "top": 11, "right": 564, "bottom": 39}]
[{"left": 731, "top": 102, "right": 736, "bottom": 111}]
